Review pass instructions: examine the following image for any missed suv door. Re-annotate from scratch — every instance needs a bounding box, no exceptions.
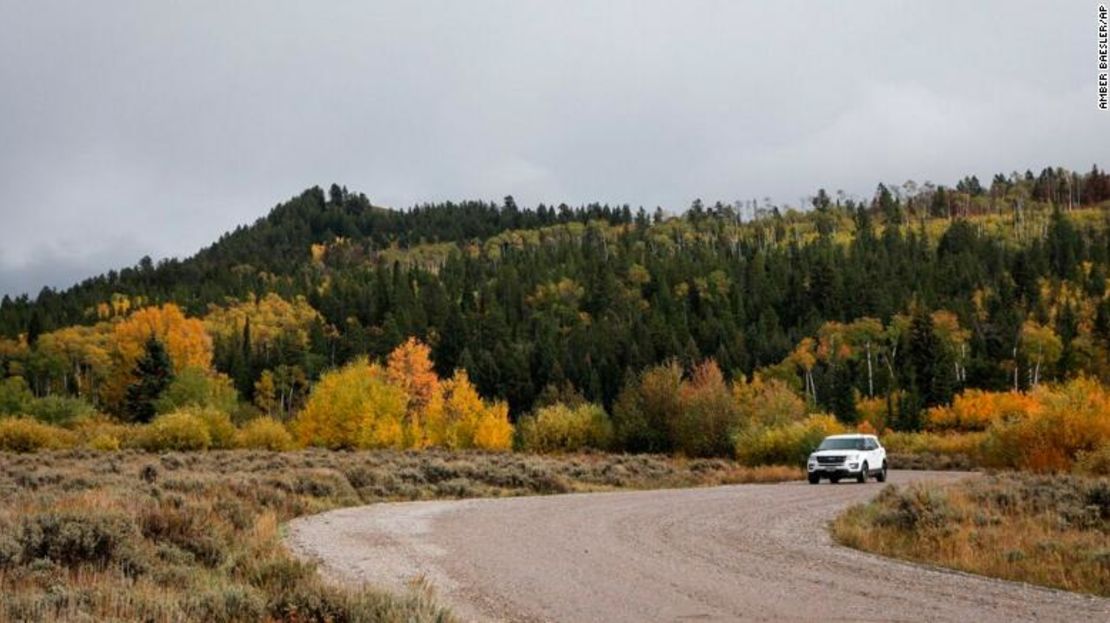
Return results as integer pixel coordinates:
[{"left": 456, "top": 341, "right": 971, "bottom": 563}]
[{"left": 863, "top": 437, "right": 878, "bottom": 470}]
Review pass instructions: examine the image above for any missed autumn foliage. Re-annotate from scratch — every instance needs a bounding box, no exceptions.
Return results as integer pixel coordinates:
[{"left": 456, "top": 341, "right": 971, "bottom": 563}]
[
  {"left": 518, "top": 402, "right": 612, "bottom": 453},
  {"left": 112, "top": 304, "right": 212, "bottom": 374},
  {"left": 291, "top": 359, "right": 407, "bottom": 449},
  {"left": 735, "top": 414, "right": 847, "bottom": 466},
  {"left": 673, "top": 360, "right": 741, "bottom": 457},
  {"left": 895, "top": 377, "right": 1110, "bottom": 472},
  {"left": 927, "top": 389, "right": 1041, "bottom": 431},
  {"left": 105, "top": 304, "right": 213, "bottom": 409},
  {"left": 292, "top": 340, "right": 512, "bottom": 451},
  {"left": 980, "top": 377, "right": 1110, "bottom": 471}
]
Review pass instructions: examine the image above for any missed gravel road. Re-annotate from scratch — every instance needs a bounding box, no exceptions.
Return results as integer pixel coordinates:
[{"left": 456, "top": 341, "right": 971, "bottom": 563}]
[{"left": 285, "top": 470, "right": 1109, "bottom": 622}]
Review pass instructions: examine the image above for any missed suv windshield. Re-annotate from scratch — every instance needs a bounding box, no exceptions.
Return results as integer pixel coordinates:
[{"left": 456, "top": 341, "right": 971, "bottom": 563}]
[{"left": 817, "top": 438, "right": 866, "bottom": 451}]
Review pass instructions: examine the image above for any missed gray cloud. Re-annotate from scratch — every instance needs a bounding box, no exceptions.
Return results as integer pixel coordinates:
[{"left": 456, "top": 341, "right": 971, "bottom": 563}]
[{"left": 0, "top": 0, "right": 1104, "bottom": 297}]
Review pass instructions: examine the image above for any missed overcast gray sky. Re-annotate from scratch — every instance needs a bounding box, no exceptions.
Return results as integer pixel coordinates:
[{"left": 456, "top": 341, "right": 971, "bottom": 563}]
[{"left": 0, "top": 1, "right": 1104, "bottom": 297}]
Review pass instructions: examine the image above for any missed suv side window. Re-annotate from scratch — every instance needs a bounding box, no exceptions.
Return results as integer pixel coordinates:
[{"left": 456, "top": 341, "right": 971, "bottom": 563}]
[{"left": 865, "top": 439, "right": 877, "bottom": 451}]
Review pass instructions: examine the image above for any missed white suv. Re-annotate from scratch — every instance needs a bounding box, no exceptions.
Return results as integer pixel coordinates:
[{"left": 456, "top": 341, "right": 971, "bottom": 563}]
[{"left": 807, "top": 434, "right": 887, "bottom": 484}]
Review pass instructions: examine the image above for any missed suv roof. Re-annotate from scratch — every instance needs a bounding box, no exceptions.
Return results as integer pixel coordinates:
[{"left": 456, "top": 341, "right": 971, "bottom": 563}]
[{"left": 824, "top": 434, "right": 876, "bottom": 440}]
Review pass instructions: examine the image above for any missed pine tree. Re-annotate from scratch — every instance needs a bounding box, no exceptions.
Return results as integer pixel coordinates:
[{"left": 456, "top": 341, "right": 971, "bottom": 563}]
[
  {"left": 830, "top": 363, "right": 858, "bottom": 424},
  {"left": 124, "top": 336, "right": 174, "bottom": 423},
  {"left": 906, "top": 306, "right": 954, "bottom": 409},
  {"left": 895, "top": 379, "right": 924, "bottom": 432},
  {"left": 26, "top": 310, "right": 43, "bottom": 346}
]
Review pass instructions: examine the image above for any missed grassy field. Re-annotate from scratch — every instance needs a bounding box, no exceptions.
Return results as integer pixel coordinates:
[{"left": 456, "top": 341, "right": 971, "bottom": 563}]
[
  {"left": 0, "top": 449, "right": 799, "bottom": 622},
  {"left": 833, "top": 473, "right": 1110, "bottom": 597}
]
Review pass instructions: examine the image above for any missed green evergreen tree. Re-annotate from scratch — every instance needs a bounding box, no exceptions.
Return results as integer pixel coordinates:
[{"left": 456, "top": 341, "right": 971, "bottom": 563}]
[
  {"left": 124, "top": 336, "right": 174, "bottom": 423},
  {"left": 829, "top": 363, "right": 858, "bottom": 424},
  {"left": 906, "top": 305, "right": 954, "bottom": 409}
]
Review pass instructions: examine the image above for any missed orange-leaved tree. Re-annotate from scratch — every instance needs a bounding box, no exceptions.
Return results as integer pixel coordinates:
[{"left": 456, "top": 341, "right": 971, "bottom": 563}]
[
  {"left": 104, "top": 304, "right": 212, "bottom": 410},
  {"left": 386, "top": 337, "right": 443, "bottom": 447},
  {"left": 926, "top": 388, "right": 1041, "bottom": 431},
  {"left": 983, "top": 377, "right": 1110, "bottom": 471}
]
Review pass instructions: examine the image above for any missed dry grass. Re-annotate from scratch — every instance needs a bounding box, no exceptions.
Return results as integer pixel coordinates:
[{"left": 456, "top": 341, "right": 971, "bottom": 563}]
[
  {"left": 0, "top": 449, "right": 801, "bottom": 621},
  {"left": 832, "top": 473, "right": 1110, "bottom": 597}
]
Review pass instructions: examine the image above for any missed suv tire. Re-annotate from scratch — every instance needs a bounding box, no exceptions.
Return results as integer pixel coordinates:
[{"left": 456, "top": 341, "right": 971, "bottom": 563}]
[
  {"left": 876, "top": 461, "right": 888, "bottom": 483},
  {"left": 857, "top": 462, "right": 869, "bottom": 484},
  {"left": 808, "top": 473, "right": 820, "bottom": 485}
]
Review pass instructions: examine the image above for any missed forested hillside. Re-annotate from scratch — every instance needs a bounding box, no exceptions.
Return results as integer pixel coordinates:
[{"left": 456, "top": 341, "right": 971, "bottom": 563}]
[{"left": 3, "top": 165, "right": 1110, "bottom": 431}]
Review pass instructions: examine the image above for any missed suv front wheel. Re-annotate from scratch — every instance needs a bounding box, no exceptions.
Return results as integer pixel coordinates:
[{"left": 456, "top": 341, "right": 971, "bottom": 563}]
[{"left": 856, "top": 462, "right": 869, "bottom": 483}]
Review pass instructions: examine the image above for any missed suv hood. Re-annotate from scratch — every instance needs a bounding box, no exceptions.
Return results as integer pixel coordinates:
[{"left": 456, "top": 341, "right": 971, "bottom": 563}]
[{"left": 810, "top": 449, "right": 862, "bottom": 458}]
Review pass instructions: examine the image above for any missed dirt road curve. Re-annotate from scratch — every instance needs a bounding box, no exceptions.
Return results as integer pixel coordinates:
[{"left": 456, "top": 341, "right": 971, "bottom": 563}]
[{"left": 286, "top": 471, "right": 1109, "bottom": 622}]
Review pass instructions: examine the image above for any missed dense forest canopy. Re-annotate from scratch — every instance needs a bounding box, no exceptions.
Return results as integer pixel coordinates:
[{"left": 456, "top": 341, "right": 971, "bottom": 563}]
[{"left": 2, "top": 165, "right": 1110, "bottom": 428}]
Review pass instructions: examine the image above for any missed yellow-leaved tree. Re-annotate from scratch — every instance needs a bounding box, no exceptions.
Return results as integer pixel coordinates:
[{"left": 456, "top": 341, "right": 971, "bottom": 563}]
[
  {"left": 292, "top": 359, "right": 407, "bottom": 449},
  {"left": 440, "top": 369, "right": 512, "bottom": 450},
  {"left": 104, "top": 304, "right": 213, "bottom": 410},
  {"left": 33, "top": 324, "right": 113, "bottom": 402},
  {"left": 292, "top": 340, "right": 512, "bottom": 451},
  {"left": 204, "top": 293, "right": 321, "bottom": 356},
  {"left": 253, "top": 370, "right": 278, "bottom": 417}
]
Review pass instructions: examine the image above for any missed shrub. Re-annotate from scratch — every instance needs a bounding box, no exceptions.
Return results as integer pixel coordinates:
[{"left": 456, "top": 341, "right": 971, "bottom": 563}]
[
  {"left": 1075, "top": 444, "right": 1110, "bottom": 476},
  {"left": 88, "top": 433, "right": 122, "bottom": 451},
  {"left": 0, "top": 418, "right": 76, "bottom": 452},
  {"left": 672, "top": 360, "right": 741, "bottom": 457},
  {"left": 518, "top": 403, "right": 613, "bottom": 453},
  {"left": 887, "top": 452, "right": 975, "bottom": 471},
  {"left": 138, "top": 411, "right": 211, "bottom": 452},
  {"left": 18, "top": 510, "right": 145, "bottom": 574},
  {"left": 72, "top": 418, "right": 140, "bottom": 450},
  {"left": 872, "top": 483, "right": 960, "bottom": 531},
  {"left": 154, "top": 367, "right": 239, "bottom": 415},
  {"left": 25, "top": 395, "right": 96, "bottom": 426},
  {"left": 186, "top": 585, "right": 266, "bottom": 623},
  {"left": 193, "top": 407, "right": 237, "bottom": 449},
  {"left": 139, "top": 502, "right": 226, "bottom": 566},
  {"left": 982, "top": 377, "right": 1110, "bottom": 471},
  {"left": 855, "top": 395, "right": 895, "bottom": 432},
  {"left": 0, "top": 376, "right": 33, "bottom": 414},
  {"left": 237, "top": 418, "right": 295, "bottom": 451},
  {"left": 881, "top": 431, "right": 985, "bottom": 457},
  {"left": 733, "top": 375, "right": 806, "bottom": 427},
  {"left": 735, "top": 414, "right": 846, "bottom": 466},
  {"left": 927, "top": 389, "right": 1039, "bottom": 431},
  {"left": 612, "top": 361, "right": 682, "bottom": 454}
]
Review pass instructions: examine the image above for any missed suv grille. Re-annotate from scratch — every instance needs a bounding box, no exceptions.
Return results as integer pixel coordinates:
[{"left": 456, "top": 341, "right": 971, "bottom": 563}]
[{"left": 816, "top": 455, "right": 845, "bottom": 465}]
